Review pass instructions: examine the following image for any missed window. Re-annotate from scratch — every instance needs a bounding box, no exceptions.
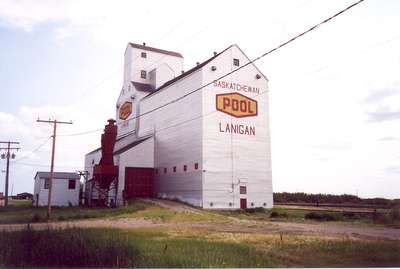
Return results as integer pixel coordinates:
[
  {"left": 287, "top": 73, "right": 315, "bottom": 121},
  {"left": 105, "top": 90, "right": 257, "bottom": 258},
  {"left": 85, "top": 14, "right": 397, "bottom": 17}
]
[
  {"left": 141, "top": 52, "right": 147, "bottom": 58},
  {"left": 240, "top": 186, "right": 247, "bottom": 194},
  {"left": 233, "top": 58, "right": 240, "bottom": 66},
  {"left": 140, "top": 70, "right": 147, "bottom": 79},
  {"left": 44, "top": 179, "right": 49, "bottom": 189},
  {"left": 164, "top": 168, "right": 167, "bottom": 174},
  {"left": 183, "top": 165, "right": 187, "bottom": 172},
  {"left": 68, "top": 180, "right": 76, "bottom": 190},
  {"left": 173, "top": 166, "right": 177, "bottom": 173},
  {"left": 194, "top": 163, "right": 199, "bottom": 170},
  {"left": 155, "top": 169, "right": 158, "bottom": 175}
]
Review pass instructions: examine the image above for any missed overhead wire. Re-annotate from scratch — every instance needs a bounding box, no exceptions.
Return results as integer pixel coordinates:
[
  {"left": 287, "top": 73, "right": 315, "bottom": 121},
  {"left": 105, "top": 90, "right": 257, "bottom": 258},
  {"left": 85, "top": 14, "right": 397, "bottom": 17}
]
[
  {"left": 58, "top": 0, "right": 365, "bottom": 137},
  {"left": 11, "top": 136, "right": 52, "bottom": 163}
]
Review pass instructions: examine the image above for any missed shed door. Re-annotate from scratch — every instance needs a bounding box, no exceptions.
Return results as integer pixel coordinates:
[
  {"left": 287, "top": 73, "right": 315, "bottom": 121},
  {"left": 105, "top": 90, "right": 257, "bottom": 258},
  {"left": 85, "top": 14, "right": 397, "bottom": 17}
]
[
  {"left": 240, "top": 198, "right": 247, "bottom": 209},
  {"left": 124, "top": 167, "right": 154, "bottom": 198}
]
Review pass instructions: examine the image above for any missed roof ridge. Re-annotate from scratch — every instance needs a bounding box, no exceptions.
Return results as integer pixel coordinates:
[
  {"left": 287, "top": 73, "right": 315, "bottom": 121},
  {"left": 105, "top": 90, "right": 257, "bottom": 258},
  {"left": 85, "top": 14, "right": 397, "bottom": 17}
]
[
  {"left": 143, "top": 44, "right": 234, "bottom": 99},
  {"left": 128, "top": 43, "right": 183, "bottom": 58}
]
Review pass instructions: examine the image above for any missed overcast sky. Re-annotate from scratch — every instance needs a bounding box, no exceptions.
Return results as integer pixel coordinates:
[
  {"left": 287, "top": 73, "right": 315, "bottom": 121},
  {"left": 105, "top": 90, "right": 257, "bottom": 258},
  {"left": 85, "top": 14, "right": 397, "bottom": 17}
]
[{"left": 0, "top": 0, "right": 399, "bottom": 199}]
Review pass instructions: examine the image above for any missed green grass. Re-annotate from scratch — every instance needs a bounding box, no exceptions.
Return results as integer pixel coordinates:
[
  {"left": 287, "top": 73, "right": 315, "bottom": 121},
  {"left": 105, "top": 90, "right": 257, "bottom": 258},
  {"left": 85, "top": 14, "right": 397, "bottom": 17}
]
[
  {"left": 0, "top": 200, "right": 148, "bottom": 224},
  {"left": 0, "top": 227, "right": 399, "bottom": 268},
  {"left": 215, "top": 206, "right": 400, "bottom": 227},
  {"left": 0, "top": 199, "right": 229, "bottom": 224}
]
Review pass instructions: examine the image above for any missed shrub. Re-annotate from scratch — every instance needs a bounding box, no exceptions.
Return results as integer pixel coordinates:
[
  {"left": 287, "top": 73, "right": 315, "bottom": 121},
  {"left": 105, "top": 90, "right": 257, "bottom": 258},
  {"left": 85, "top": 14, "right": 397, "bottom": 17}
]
[
  {"left": 305, "top": 212, "right": 338, "bottom": 221},
  {"left": 389, "top": 207, "right": 400, "bottom": 221},
  {"left": 244, "top": 207, "right": 265, "bottom": 214},
  {"left": 31, "top": 213, "right": 43, "bottom": 223},
  {"left": 269, "top": 211, "right": 288, "bottom": 218}
]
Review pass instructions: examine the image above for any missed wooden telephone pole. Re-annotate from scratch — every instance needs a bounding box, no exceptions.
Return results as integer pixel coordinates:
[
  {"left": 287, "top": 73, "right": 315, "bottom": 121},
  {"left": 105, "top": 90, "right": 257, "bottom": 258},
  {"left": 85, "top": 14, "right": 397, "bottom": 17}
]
[
  {"left": 37, "top": 119, "right": 72, "bottom": 217},
  {"left": 0, "top": 141, "right": 20, "bottom": 206}
]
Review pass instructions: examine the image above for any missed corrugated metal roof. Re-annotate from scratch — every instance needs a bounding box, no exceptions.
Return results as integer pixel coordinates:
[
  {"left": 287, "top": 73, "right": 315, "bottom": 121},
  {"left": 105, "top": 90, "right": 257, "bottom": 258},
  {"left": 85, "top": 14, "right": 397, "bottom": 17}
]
[
  {"left": 113, "top": 135, "right": 152, "bottom": 155},
  {"left": 35, "top": 172, "right": 80, "bottom": 180},
  {"left": 131, "top": 82, "right": 155, "bottom": 92},
  {"left": 85, "top": 133, "right": 153, "bottom": 157},
  {"left": 143, "top": 45, "right": 234, "bottom": 99},
  {"left": 129, "top": 43, "right": 183, "bottom": 58}
]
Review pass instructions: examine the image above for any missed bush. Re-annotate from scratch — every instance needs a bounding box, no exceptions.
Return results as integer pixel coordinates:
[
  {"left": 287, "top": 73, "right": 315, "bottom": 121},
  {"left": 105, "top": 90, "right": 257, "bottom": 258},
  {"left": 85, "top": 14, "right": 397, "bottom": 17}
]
[
  {"left": 244, "top": 207, "right": 265, "bottom": 214},
  {"left": 31, "top": 213, "right": 43, "bottom": 223},
  {"left": 342, "top": 212, "right": 361, "bottom": 220},
  {"left": 389, "top": 208, "right": 400, "bottom": 221},
  {"left": 269, "top": 211, "right": 288, "bottom": 218},
  {"left": 305, "top": 212, "right": 338, "bottom": 221}
]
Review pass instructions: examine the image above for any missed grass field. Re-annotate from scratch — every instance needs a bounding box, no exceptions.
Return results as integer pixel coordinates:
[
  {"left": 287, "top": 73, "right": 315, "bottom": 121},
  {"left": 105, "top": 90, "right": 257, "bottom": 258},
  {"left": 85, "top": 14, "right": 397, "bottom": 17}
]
[
  {"left": 0, "top": 200, "right": 148, "bottom": 224},
  {"left": 1, "top": 199, "right": 399, "bottom": 228},
  {"left": 0, "top": 227, "right": 399, "bottom": 268},
  {"left": 0, "top": 199, "right": 227, "bottom": 224}
]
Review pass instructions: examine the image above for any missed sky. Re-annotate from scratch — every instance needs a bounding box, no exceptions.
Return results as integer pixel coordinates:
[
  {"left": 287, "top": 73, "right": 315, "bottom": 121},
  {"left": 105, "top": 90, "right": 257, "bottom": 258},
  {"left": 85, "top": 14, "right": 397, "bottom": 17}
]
[{"left": 0, "top": 0, "right": 399, "bottom": 199}]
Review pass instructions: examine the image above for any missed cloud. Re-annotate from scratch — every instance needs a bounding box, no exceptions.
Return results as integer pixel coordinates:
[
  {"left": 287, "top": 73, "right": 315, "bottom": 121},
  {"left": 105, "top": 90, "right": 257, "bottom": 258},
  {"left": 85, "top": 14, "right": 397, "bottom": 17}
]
[
  {"left": 379, "top": 136, "right": 400, "bottom": 142},
  {"left": 366, "top": 106, "right": 400, "bottom": 122},
  {"left": 311, "top": 141, "right": 352, "bottom": 151},
  {"left": 362, "top": 87, "right": 400, "bottom": 104},
  {"left": 386, "top": 166, "right": 400, "bottom": 174}
]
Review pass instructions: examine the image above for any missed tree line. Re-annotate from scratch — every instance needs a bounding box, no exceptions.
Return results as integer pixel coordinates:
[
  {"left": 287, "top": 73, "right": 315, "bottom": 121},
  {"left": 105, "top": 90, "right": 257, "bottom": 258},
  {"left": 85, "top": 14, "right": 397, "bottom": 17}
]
[{"left": 274, "top": 192, "right": 400, "bottom": 208}]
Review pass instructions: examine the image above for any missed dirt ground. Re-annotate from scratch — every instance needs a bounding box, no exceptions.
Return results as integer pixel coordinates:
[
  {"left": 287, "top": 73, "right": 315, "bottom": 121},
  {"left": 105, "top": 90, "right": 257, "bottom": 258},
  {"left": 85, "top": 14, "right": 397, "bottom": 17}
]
[{"left": 1, "top": 199, "right": 399, "bottom": 240}]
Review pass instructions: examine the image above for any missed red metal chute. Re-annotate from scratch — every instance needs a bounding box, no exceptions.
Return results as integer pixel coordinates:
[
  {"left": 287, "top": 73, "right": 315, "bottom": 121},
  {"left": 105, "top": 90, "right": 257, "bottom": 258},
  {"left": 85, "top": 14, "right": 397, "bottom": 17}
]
[{"left": 93, "top": 119, "right": 118, "bottom": 190}]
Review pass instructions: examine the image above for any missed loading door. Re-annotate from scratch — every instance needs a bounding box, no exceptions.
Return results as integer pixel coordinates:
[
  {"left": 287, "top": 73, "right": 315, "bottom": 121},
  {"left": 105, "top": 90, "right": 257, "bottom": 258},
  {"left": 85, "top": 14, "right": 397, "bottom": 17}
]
[
  {"left": 124, "top": 167, "right": 154, "bottom": 198},
  {"left": 240, "top": 198, "right": 247, "bottom": 209}
]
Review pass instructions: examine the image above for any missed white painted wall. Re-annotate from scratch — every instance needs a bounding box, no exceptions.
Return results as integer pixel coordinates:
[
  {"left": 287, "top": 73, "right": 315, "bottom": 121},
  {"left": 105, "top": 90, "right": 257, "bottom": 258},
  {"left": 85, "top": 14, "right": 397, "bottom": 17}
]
[
  {"left": 123, "top": 45, "right": 183, "bottom": 89},
  {"left": 115, "top": 137, "right": 154, "bottom": 205},
  {"left": 139, "top": 70, "right": 203, "bottom": 206},
  {"left": 33, "top": 175, "right": 80, "bottom": 206},
  {"left": 201, "top": 45, "right": 273, "bottom": 209}
]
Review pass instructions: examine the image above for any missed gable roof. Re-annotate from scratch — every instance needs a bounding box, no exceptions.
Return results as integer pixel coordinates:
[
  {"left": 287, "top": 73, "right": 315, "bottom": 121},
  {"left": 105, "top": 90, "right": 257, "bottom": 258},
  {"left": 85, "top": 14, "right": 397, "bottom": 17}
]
[
  {"left": 144, "top": 45, "right": 234, "bottom": 99},
  {"left": 35, "top": 172, "right": 80, "bottom": 180},
  {"left": 128, "top": 43, "right": 183, "bottom": 58}
]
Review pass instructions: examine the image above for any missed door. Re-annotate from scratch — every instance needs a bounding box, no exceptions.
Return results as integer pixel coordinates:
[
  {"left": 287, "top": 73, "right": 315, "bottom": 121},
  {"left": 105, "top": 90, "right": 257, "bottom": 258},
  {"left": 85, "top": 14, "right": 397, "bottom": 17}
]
[
  {"left": 124, "top": 167, "right": 154, "bottom": 198},
  {"left": 240, "top": 198, "right": 247, "bottom": 209}
]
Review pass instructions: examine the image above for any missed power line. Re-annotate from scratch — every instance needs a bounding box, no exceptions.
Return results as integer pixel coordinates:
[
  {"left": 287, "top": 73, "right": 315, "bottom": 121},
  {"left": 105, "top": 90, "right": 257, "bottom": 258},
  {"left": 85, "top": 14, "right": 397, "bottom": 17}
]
[
  {"left": 0, "top": 141, "right": 20, "bottom": 206},
  {"left": 11, "top": 136, "right": 52, "bottom": 163},
  {"left": 117, "top": 0, "right": 367, "bottom": 126},
  {"left": 37, "top": 119, "right": 73, "bottom": 218},
  {"left": 58, "top": 0, "right": 365, "bottom": 137}
]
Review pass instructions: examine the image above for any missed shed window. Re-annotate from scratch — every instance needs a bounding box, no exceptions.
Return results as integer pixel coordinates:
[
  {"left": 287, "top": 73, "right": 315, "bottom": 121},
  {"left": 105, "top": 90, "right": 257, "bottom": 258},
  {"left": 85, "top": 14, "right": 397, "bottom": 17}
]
[
  {"left": 183, "top": 165, "right": 187, "bottom": 172},
  {"left": 173, "top": 166, "right": 177, "bottom": 173},
  {"left": 44, "top": 179, "right": 49, "bottom": 189},
  {"left": 164, "top": 168, "right": 167, "bottom": 174},
  {"left": 68, "top": 180, "right": 76, "bottom": 190},
  {"left": 194, "top": 163, "right": 199, "bottom": 170},
  {"left": 141, "top": 52, "right": 147, "bottom": 58},
  {"left": 240, "top": 186, "right": 247, "bottom": 194},
  {"left": 140, "top": 70, "right": 147, "bottom": 79},
  {"left": 233, "top": 58, "right": 240, "bottom": 66}
]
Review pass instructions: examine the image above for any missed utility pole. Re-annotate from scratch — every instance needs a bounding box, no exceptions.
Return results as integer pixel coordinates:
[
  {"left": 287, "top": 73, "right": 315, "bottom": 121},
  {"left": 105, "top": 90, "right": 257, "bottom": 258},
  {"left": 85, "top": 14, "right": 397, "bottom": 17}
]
[
  {"left": 37, "top": 119, "right": 72, "bottom": 218},
  {"left": 0, "top": 141, "right": 20, "bottom": 206}
]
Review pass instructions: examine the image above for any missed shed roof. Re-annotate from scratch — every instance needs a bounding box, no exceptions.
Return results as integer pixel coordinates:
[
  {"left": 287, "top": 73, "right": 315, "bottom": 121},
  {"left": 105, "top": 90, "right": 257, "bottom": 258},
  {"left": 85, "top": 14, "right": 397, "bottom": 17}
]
[
  {"left": 128, "top": 43, "right": 183, "bottom": 58},
  {"left": 35, "top": 172, "right": 80, "bottom": 180},
  {"left": 132, "top": 82, "right": 155, "bottom": 92}
]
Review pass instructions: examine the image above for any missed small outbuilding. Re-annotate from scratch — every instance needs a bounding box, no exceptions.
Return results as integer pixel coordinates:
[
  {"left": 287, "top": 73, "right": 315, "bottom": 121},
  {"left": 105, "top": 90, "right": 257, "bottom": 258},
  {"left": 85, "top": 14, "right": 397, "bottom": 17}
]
[{"left": 33, "top": 172, "right": 80, "bottom": 207}]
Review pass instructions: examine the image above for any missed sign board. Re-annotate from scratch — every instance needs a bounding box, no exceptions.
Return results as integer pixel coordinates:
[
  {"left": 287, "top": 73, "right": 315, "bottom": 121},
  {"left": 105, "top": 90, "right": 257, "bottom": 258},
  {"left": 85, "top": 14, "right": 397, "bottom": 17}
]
[
  {"left": 216, "top": 93, "right": 257, "bottom": 118},
  {"left": 119, "top": 102, "right": 132, "bottom": 120}
]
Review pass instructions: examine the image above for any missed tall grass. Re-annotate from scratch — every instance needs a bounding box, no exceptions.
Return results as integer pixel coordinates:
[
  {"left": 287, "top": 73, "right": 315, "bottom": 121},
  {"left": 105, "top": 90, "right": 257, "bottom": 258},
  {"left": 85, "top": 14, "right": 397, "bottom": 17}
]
[
  {"left": 1, "top": 227, "right": 399, "bottom": 268},
  {"left": 0, "top": 228, "right": 276, "bottom": 268}
]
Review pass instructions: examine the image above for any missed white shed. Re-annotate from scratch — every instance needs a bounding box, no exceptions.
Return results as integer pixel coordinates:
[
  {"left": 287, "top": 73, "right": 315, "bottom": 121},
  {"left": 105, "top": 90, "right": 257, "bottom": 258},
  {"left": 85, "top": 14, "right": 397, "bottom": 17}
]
[{"left": 33, "top": 172, "right": 80, "bottom": 206}]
